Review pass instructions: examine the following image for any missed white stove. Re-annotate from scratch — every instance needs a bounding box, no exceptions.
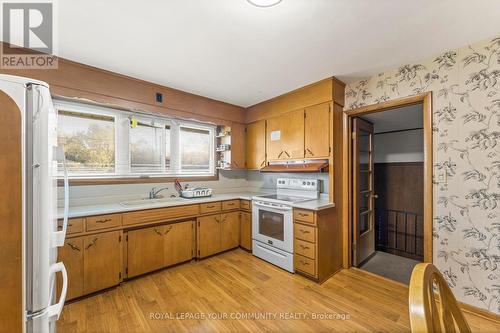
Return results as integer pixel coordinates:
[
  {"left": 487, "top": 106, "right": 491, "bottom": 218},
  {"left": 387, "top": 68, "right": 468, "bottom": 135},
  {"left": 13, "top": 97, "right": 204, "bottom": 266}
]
[{"left": 251, "top": 178, "right": 320, "bottom": 272}]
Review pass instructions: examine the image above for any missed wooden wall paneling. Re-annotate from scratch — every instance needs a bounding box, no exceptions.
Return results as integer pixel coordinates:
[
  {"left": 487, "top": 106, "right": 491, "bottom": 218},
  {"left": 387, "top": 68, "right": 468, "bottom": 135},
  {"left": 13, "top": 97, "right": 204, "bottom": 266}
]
[
  {"left": 246, "top": 78, "right": 334, "bottom": 123},
  {"left": 0, "top": 91, "right": 23, "bottom": 332},
  {"left": 0, "top": 43, "right": 246, "bottom": 125}
]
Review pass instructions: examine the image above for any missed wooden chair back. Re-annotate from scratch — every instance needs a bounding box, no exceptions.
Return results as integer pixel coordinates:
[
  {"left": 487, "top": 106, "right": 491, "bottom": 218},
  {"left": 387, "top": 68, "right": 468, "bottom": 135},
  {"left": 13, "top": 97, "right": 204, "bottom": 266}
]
[{"left": 409, "top": 263, "right": 471, "bottom": 333}]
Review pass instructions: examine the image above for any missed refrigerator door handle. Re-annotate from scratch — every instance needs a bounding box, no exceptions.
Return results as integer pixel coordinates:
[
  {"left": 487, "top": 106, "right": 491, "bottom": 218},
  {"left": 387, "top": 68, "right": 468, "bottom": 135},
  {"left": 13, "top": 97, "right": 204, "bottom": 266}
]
[
  {"left": 46, "top": 262, "right": 68, "bottom": 319},
  {"left": 52, "top": 146, "right": 69, "bottom": 248}
]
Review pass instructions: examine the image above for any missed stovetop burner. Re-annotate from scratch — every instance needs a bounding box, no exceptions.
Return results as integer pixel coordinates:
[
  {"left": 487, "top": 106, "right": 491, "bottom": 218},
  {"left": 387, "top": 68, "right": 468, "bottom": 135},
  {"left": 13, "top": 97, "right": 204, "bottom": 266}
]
[{"left": 256, "top": 194, "right": 313, "bottom": 203}]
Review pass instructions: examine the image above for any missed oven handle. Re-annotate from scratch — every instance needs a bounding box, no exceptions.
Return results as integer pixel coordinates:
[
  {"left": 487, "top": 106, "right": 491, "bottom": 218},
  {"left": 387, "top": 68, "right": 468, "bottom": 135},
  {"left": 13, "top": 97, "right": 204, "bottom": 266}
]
[{"left": 253, "top": 201, "right": 292, "bottom": 211}]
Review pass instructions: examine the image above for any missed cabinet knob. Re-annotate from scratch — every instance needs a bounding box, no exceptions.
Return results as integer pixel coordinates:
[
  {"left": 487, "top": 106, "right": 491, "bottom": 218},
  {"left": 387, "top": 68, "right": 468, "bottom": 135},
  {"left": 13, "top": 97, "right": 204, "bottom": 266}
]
[
  {"left": 163, "top": 226, "right": 173, "bottom": 235},
  {"left": 85, "top": 238, "right": 98, "bottom": 250},
  {"left": 154, "top": 228, "right": 163, "bottom": 236},
  {"left": 68, "top": 242, "right": 81, "bottom": 251},
  {"left": 306, "top": 148, "right": 314, "bottom": 156},
  {"left": 96, "top": 218, "right": 112, "bottom": 224}
]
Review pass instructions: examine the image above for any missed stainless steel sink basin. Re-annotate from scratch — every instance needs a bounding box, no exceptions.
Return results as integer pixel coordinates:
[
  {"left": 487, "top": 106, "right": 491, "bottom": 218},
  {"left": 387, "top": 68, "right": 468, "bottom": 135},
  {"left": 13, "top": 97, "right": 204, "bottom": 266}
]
[{"left": 120, "top": 197, "right": 187, "bottom": 207}]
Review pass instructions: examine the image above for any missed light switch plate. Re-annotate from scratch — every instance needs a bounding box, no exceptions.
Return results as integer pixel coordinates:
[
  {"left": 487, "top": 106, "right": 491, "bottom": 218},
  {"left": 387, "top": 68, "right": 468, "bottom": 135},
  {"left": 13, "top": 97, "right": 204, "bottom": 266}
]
[{"left": 435, "top": 169, "right": 447, "bottom": 183}]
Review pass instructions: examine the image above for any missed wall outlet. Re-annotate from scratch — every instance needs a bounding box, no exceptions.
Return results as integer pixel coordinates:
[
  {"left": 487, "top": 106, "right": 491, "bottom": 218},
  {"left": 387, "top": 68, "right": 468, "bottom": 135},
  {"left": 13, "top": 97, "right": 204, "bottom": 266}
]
[{"left": 435, "top": 169, "right": 447, "bottom": 184}]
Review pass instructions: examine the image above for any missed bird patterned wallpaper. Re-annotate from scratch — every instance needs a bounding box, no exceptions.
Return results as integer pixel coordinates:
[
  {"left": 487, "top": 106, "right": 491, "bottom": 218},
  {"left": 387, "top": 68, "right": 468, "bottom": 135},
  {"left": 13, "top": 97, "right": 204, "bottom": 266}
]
[{"left": 345, "top": 35, "right": 500, "bottom": 313}]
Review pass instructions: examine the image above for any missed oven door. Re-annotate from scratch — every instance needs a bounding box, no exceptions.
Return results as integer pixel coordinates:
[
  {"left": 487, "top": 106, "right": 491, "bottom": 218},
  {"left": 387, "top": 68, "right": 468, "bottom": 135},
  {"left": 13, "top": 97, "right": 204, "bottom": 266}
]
[{"left": 252, "top": 200, "right": 293, "bottom": 253}]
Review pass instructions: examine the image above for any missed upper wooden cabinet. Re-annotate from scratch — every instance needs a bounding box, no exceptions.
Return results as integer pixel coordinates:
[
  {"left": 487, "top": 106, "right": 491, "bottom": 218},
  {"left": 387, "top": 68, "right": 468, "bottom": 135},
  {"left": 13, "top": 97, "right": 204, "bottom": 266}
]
[
  {"left": 230, "top": 122, "right": 246, "bottom": 169},
  {"left": 246, "top": 120, "right": 266, "bottom": 169},
  {"left": 266, "top": 109, "right": 304, "bottom": 160},
  {"left": 304, "top": 103, "right": 331, "bottom": 158}
]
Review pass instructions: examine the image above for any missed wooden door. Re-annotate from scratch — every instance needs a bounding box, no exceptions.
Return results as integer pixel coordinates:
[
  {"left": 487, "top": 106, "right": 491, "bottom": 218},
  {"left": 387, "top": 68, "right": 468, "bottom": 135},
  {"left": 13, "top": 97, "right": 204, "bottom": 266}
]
[
  {"left": 197, "top": 215, "right": 221, "bottom": 257},
  {"left": 221, "top": 211, "right": 240, "bottom": 251},
  {"left": 164, "top": 221, "right": 194, "bottom": 267},
  {"left": 266, "top": 115, "right": 284, "bottom": 160},
  {"left": 83, "top": 231, "right": 122, "bottom": 294},
  {"left": 127, "top": 226, "right": 165, "bottom": 277},
  {"left": 230, "top": 122, "right": 246, "bottom": 169},
  {"left": 305, "top": 103, "right": 330, "bottom": 158},
  {"left": 281, "top": 109, "right": 305, "bottom": 159},
  {"left": 246, "top": 120, "right": 266, "bottom": 169},
  {"left": 240, "top": 211, "right": 252, "bottom": 250},
  {"left": 57, "top": 238, "right": 84, "bottom": 300},
  {"left": 352, "top": 118, "right": 375, "bottom": 266}
]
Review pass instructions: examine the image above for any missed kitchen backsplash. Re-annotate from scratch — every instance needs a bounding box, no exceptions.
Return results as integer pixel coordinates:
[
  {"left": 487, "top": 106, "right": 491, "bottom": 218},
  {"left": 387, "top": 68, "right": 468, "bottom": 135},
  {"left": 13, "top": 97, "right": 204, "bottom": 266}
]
[{"left": 58, "top": 170, "right": 329, "bottom": 207}]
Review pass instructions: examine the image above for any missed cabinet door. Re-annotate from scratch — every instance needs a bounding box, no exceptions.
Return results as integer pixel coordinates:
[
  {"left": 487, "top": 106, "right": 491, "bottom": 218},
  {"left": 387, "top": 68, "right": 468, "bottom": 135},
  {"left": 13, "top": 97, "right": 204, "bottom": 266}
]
[
  {"left": 197, "top": 215, "right": 221, "bottom": 258},
  {"left": 246, "top": 120, "right": 266, "bottom": 169},
  {"left": 164, "top": 221, "right": 194, "bottom": 267},
  {"left": 240, "top": 211, "right": 252, "bottom": 251},
  {"left": 305, "top": 103, "right": 330, "bottom": 158},
  {"left": 266, "top": 116, "right": 283, "bottom": 160},
  {"left": 57, "top": 238, "right": 84, "bottom": 300},
  {"left": 83, "top": 231, "right": 122, "bottom": 294},
  {"left": 230, "top": 122, "right": 246, "bottom": 169},
  {"left": 127, "top": 226, "right": 165, "bottom": 278},
  {"left": 221, "top": 212, "right": 240, "bottom": 251},
  {"left": 281, "top": 109, "right": 305, "bottom": 159}
]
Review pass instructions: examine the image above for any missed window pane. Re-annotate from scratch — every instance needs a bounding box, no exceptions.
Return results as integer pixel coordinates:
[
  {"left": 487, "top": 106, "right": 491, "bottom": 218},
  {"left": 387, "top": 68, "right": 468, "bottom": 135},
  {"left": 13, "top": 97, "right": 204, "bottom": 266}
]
[
  {"left": 180, "top": 126, "right": 211, "bottom": 172},
  {"left": 165, "top": 125, "right": 171, "bottom": 170},
  {"left": 130, "top": 123, "right": 162, "bottom": 172},
  {"left": 57, "top": 111, "right": 115, "bottom": 174}
]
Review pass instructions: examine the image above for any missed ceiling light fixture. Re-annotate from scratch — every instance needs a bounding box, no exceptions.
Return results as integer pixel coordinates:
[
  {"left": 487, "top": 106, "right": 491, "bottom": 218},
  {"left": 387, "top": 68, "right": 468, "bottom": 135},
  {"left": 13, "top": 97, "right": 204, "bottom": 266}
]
[{"left": 247, "top": 0, "right": 282, "bottom": 8}]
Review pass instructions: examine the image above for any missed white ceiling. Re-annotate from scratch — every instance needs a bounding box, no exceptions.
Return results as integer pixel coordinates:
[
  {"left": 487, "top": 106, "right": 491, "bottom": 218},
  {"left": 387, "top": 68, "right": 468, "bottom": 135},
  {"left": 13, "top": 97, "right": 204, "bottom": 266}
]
[
  {"left": 52, "top": 0, "right": 500, "bottom": 106},
  {"left": 360, "top": 104, "right": 423, "bottom": 133}
]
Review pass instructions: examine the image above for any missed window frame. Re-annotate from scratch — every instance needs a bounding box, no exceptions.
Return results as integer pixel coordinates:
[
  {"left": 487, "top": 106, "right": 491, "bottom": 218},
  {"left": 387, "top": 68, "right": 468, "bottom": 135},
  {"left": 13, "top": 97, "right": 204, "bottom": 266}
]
[{"left": 54, "top": 100, "right": 218, "bottom": 184}]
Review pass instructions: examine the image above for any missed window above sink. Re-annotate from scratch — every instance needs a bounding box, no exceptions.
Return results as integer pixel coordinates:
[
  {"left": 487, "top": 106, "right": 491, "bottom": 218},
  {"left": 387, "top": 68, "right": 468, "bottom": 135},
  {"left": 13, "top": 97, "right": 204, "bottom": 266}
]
[{"left": 55, "top": 100, "right": 216, "bottom": 183}]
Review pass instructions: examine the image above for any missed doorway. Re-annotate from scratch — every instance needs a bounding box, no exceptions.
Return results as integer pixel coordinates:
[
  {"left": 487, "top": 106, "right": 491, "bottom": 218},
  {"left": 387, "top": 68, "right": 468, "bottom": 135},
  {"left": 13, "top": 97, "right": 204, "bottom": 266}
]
[{"left": 343, "top": 93, "right": 433, "bottom": 285}]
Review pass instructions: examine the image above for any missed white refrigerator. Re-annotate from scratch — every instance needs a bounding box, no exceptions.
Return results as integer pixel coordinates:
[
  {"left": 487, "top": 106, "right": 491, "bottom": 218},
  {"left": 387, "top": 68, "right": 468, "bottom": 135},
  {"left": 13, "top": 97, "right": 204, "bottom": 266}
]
[{"left": 0, "top": 74, "right": 69, "bottom": 332}]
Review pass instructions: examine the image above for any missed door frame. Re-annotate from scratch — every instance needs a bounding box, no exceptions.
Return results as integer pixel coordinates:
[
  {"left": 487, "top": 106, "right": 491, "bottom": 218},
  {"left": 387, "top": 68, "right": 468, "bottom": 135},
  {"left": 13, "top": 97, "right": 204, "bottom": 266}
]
[{"left": 342, "top": 92, "right": 433, "bottom": 267}]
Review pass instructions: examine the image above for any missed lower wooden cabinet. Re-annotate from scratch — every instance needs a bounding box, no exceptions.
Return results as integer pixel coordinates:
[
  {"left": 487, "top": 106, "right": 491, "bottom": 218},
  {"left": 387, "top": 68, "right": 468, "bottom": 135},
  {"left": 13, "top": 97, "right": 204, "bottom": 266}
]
[
  {"left": 240, "top": 211, "right": 252, "bottom": 250},
  {"left": 127, "top": 221, "right": 195, "bottom": 278},
  {"left": 83, "top": 231, "right": 122, "bottom": 294},
  {"left": 197, "top": 212, "right": 240, "bottom": 258},
  {"left": 57, "top": 238, "right": 84, "bottom": 300},
  {"left": 58, "top": 230, "right": 122, "bottom": 300}
]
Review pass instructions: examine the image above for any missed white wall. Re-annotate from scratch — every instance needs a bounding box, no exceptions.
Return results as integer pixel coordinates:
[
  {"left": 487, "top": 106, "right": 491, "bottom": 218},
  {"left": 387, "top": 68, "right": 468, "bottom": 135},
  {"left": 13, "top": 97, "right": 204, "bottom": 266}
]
[{"left": 373, "top": 129, "right": 423, "bottom": 163}]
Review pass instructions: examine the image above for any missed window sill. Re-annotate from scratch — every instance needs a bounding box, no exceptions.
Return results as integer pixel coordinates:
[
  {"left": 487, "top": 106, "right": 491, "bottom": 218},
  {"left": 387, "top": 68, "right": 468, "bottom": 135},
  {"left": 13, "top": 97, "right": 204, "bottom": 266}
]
[{"left": 58, "top": 173, "right": 219, "bottom": 186}]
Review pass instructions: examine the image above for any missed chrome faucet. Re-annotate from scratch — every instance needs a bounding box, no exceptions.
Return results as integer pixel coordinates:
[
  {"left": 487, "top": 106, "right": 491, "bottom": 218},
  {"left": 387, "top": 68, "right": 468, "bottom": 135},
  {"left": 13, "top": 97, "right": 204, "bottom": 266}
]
[{"left": 149, "top": 186, "right": 169, "bottom": 199}]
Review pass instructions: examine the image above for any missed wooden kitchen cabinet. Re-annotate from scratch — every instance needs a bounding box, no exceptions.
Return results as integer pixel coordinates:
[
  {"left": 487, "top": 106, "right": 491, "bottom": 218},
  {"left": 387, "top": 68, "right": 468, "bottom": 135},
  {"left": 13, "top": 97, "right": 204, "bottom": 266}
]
[
  {"left": 246, "top": 120, "right": 266, "bottom": 169},
  {"left": 127, "top": 226, "right": 165, "bottom": 277},
  {"left": 197, "top": 212, "right": 240, "bottom": 258},
  {"left": 266, "top": 109, "right": 304, "bottom": 160},
  {"left": 127, "top": 221, "right": 194, "bottom": 277},
  {"left": 57, "top": 238, "right": 84, "bottom": 300},
  {"left": 240, "top": 211, "right": 252, "bottom": 251},
  {"left": 230, "top": 122, "right": 246, "bottom": 169},
  {"left": 197, "top": 215, "right": 222, "bottom": 258},
  {"left": 304, "top": 102, "right": 330, "bottom": 158},
  {"left": 83, "top": 231, "right": 122, "bottom": 294},
  {"left": 163, "top": 221, "right": 194, "bottom": 267},
  {"left": 221, "top": 212, "right": 240, "bottom": 251}
]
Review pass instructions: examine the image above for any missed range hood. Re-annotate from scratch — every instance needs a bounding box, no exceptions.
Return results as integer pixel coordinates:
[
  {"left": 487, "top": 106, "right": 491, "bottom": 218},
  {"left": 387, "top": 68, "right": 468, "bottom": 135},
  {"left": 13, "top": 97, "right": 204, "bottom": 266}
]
[{"left": 260, "top": 159, "right": 329, "bottom": 173}]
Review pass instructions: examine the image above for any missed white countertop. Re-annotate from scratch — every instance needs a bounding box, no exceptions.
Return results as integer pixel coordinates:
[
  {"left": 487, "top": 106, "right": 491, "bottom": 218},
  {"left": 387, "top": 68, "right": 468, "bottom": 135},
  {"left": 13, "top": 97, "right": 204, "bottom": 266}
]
[{"left": 58, "top": 192, "right": 335, "bottom": 219}]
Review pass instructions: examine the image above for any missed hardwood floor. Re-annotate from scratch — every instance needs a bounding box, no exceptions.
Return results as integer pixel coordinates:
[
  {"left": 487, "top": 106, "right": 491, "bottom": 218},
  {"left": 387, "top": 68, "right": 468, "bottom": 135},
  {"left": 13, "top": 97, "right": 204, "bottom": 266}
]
[{"left": 58, "top": 249, "right": 499, "bottom": 332}]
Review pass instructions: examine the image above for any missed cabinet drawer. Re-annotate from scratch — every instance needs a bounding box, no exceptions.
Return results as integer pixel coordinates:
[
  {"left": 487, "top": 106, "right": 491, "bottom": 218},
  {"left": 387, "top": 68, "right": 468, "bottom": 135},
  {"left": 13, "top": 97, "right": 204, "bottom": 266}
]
[
  {"left": 86, "top": 214, "right": 122, "bottom": 231},
  {"left": 59, "top": 217, "right": 85, "bottom": 235},
  {"left": 294, "top": 223, "right": 316, "bottom": 243},
  {"left": 294, "top": 239, "right": 316, "bottom": 259},
  {"left": 293, "top": 209, "right": 316, "bottom": 225},
  {"left": 123, "top": 204, "right": 200, "bottom": 226},
  {"left": 240, "top": 200, "right": 251, "bottom": 211},
  {"left": 294, "top": 254, "right": 316, "bottom": 276},
  {"left": 222, "top": 200, "right": 240, "bottom": 211},
  {"left": 200, "top": 202, "right": 221, "bottom": 214}
]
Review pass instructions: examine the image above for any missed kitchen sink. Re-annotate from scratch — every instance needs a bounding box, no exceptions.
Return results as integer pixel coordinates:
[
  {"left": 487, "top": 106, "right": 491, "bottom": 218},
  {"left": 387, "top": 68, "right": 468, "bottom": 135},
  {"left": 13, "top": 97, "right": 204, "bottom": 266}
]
[{"left": 119, "top": 197, "right": 188, "bottom": 207}]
